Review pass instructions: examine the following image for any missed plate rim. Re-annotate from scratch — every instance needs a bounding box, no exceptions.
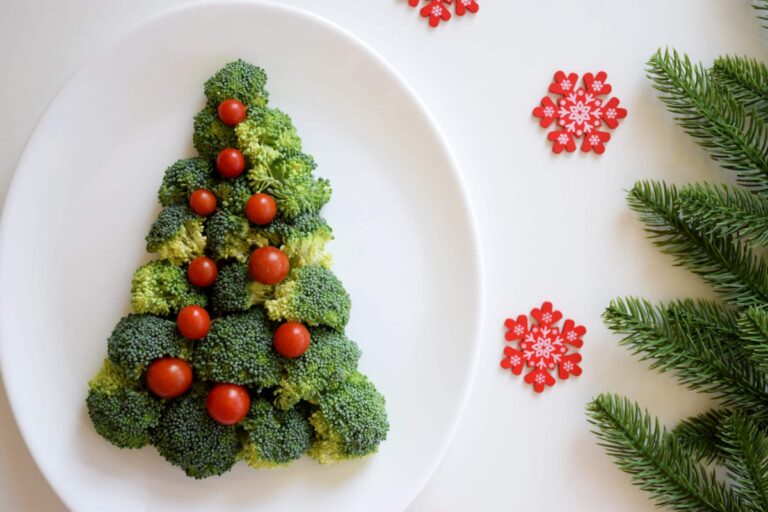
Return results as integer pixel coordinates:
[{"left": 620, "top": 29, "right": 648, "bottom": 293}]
[{"left": 0, "top": 1, "right": 484, "bottom": 510}]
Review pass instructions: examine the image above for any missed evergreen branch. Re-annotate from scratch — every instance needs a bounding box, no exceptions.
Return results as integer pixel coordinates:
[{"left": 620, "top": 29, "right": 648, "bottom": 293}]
[
  {"left": 738, "top": 307, "right": 768, "bottom": 372},
  {"left": 712, "top": 56, "right": 768, "bottom": 121},
  {"left": 587, "top": 394, "right": 741, "bottom": 512},
  {"left": 754, "top": 0, "right": 768, "bottom": 29},
  {"left": 647, "top": 49, "right": 768, "bottom": 191},
  {"left": 719, "top": 412, "right": 768, "bottom": 511},
  {"left": 604, "top": 297, "right": 768, "bottom": 416},
  {"left": 679, "top": 182, "right": 768, "bottom": 247},
  {"left": 673, "top": 409, "right": 732, "bottom": 464},
  {"left": 628, "top": 181, "right": 768, "bottom": 307}
]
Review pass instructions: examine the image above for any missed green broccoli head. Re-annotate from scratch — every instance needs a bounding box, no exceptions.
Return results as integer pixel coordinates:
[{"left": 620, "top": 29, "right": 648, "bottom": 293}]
[
  {"left": 193, "top": 308, "right": 281, "bottom": 388},
  {"left": 239, "top": 399, "right": 312, "bottom": 468},
  {"left": 265, "top": 266, "right": 351, "bottom": 331},
  {"left": 152, "top": 388, "right": 240, "bottom": 479},
  {"left": 211, "top": 174, "right": 252, "bottom": 216},
  {"left": 275, "top": 327, "right": 361, "bottom": 409},
  {"left": 265, "top": 212, "right": 333, "bottom": 268},
  {"left": 204, "top": 210, "right": 268, "bottom": 262},
  {"left": 158, "top": 158, "right": 214, "bottom": 206},
  {"left": 131, "top": 260, "right": 207, "bottom": 315},
  {"left": 211, "top": 261, "right": 273, "bottom": 314},
  {"left": 86, "top": 359, "right": 163, "bottom": 449},
  {"left": 145, "top": 205, "right": 206, "bottom": 264},
  {"left": 193, "top": 106, "right": 237, "bottom": 160},
  {"left": 107, "top": 314, "right": 191, "bottom": 379},
  {"left": 204, "top": 59, "right": 268, "bottom": 109},
  {"left": 235, "top": 107, "right": 302, "bottom": 169},
  {"left": 308, "top": 372, "right": 388, "bottom": 464}
]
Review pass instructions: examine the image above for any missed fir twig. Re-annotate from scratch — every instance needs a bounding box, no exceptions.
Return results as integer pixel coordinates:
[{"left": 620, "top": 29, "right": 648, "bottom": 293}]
[
  {"left": 587, "top": 394, "right": 741, "bottom": 512},
  {"left": 679, "top": 182, "right": 768, "bottom": 247},
  {"left": 719, "top": 412, "right": 768, "bottom": 511},
  {"left": 737, "top": 306, "right": 768, "bottom": 372},
  {"left": 673, "top": 409, "right": 732, "bottom": 464},
  {"left": 647, "top": 49, "right": 768, "bottom": 191},
  {"left": 712, "top": 56, "right": 768, "bottom": 121},
  {"left": 628, "top": 181, "right": 768, "bottom": 307}
]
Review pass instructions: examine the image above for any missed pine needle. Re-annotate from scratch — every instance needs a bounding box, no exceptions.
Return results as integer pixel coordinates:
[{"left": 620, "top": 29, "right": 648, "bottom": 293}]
[
  {"left": 673, "top": 409, "right": 732, "bottom": 464},
  {"left": 712, "top": 56, "right": 768, "bottom": 122},
  {"left": 737, "top": 306, "right": 768, "bottom": 372},
  {"left": 719, "top": 412, "right": 768, "bottom": 511}
]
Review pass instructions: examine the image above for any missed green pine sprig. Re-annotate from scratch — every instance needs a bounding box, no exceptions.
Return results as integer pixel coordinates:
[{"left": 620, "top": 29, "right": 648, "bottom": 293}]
[
  {"left": 737, "top": 306, "right": 768, "bottom": 372},
  {"left": 719, "top": 412, "right": 768, "bottom": 511},
  {"left": 672, "top": 408, "right": 732, "bottom": 464},
  {"left": 712, "top": 56, "right": 768, "bottom": 122}
]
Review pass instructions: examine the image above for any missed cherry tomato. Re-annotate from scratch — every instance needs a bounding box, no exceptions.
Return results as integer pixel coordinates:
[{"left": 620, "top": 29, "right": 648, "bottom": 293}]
[
  {"left": 146, "top": 358, "right": 193, "bottom": 398},
  {"left": 248, "top": 246, "right": 289, "bottom": 285},
  {"left": 216, "top": 148, "right": 245, "bottom": 178},
  {"left": 206, "top": 384, "right": 250, "bottom": 425},
  {"left": 274, "top": 322, "right": 311, "bottom": 358},
  {"left": 217, "top": 99, "right": 247, "bottom": 126},
  {"left": 245, "top": 193, "right": 277, "bottom": 225},
  {"left": 177, "top": 305, "right": 210, "bottom": 340},
  {"left": 189, "top": 189, "right": 217, "bottom": 216},
  {"left": 187, "top": 256, "right": 218, "bottom": 287}
]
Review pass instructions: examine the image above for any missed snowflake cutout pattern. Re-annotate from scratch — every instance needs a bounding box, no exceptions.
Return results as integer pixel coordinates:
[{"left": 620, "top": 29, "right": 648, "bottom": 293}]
[
  {"left": 533, "top": 71, "right": 627, "bottom": 155},
  {"left": 500, "top": 302, "right": 585, "bottom": 393},
  {"left": 406, "top": 0, "right": 479, "bottom": 28}
]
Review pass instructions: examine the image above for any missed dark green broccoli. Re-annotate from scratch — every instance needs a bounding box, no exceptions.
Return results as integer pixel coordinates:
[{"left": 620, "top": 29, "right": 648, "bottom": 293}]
[
  {"left": 86, "top": 359, "right": 163, "bottom": 449},
  {"left": 265, "top": 212, "right": 333, "bottom": 268},
  {"left": 152, "top": 388, "right": 240, "bottom": 479},
  {"left": 193, "top": 106, "right": 237, "bottom": 160},
  {"left": 275, "top": 327, "right": 361, "bottom": 409},
  {"left": 211, "top": 261, "right": 272, "bottom": 313},
  {"left": 239, "top": 399, "right": 312, "bottom": 468},
  {"left": 204, "top": 59, "right": 269, "bottom": 108},
  {"left": 204, "top": 210, "right": 267, "bottom": 262},
  {"left": 193, "top": 308, "right": 280, "bottom": 388},
  {"left": 158, "top": 158, "right": 214, "bottom": 206},
  {"left": 308, "top": 372, "right": 388, "bottom": 464},
  {"left": 145, "top": 205, "right": 206, "bottom": 264},
  {"left": 107, "top": 314, "right": 191, "bottom": 379},
  {"left": 235, "top": 106, "right": 301, "bottom": 168},
  {"left": 265, "top": 266, "right": 351, "bottom": 331},
  {"left": 211, "top": 174, "right": 252, "bottom": 216},
  {"left": 131, "top": 260, "right": 207, "bottom": 315}
]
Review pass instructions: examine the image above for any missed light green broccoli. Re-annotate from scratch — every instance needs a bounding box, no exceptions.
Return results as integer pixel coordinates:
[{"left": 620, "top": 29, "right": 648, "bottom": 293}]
[
  {"left": 211, "top": 261, "right": 273, "bottom": 314},
  {"left": 239, "top": 399, "right": 312, "bottom": 468},
  {"left": 204, "top": 210, "right": 268, "bottom": 262},
  {"left": 204, "top": 59, "right": 269, "bottom": 108},
  {"left": 145, "top": 205, "right": 206, "bottom": 264},
  {"left": 158, "top": 158, "right": 214, "bottom": 206},
  {"left": 264, "top": 212, "right": 333, "bottom": 268},
  {"left": 235, "top": 107, "right": 302, "bottom": 169},
  {"left": 131, "top": 260, "right": 207, "bottom": 315}
]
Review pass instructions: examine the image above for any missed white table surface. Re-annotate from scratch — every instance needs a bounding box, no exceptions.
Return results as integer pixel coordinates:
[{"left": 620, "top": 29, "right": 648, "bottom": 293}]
[{"left": 1, "top": 1, "right": 766, "bottom": 510}]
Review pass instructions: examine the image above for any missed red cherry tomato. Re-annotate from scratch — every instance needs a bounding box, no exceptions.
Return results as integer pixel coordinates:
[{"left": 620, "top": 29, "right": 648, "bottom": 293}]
[
  {"left": 206, "top": 384, "right": 250, "bottom": 425},
  {"left": 274, "top": 322, "right": 311, "bottom": 358},
  {"left": 245, "top": 193, "right": 277, "bottom": 225},
  {"left": 177, "top": 305, "right": 210, "bottom": 340},
  {"left": 187, "top": 256, "right": 218, "bottom": 287},
  {"left": 189, "top": 189, "right": 217, "bottom": 216},
  {"left": 217, "top": 99, "right": 247, "bottom": 126},
  {"left": 248, "top": 246, "right": 289, "bottom": 285},
  {"left": 146, "top": 358, "right": 193, "bottom": 398},
  {"left": 216, "top": 148, "right": 245, "bottom": 178}
]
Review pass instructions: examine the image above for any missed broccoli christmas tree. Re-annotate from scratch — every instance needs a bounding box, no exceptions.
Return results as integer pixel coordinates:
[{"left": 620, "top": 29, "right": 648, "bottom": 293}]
[{"left": 86, "top": 60, "right": 388, "bottom": 479}]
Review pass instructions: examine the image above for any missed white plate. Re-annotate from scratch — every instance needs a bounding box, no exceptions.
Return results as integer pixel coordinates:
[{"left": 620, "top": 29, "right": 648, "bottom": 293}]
[{"left": 0, "top": 1, "right": 482, "bottom": 511}]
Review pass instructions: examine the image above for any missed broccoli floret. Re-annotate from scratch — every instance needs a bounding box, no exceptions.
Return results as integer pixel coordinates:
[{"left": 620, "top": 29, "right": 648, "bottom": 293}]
[
  {"left": 86, "top": 359, "right": 163, "bottom": 449},
  {"left": 131, "top": 260, "right": 207, "bottom": 315},
  {"left": 239, "top": 399, "right": 312, "bottom": 468},
  {"left": 204, "top": 210, "right": 267, "bottom": 262},
  {"left": 152, "top": 388, "right": 240, "bottom": 479},
  {"left": 265, "top": 212, "right": 333, "bottom": 268},
  {"left": 211, "top": 261, "right": 273, "bottom": 313},
  {"left": 265, "top": 266, "right": 351, "bottom": 331},
  {"left": 107, "top": 314, "right": 191, "bottom": 379},
  {"left": 308, "top": 372, "right": 388, "bottom": 464},
  {"left": 211, "top": 174, "right": 252, "bottom": 216},
  {"left": 158, "top": 158, "right": 214, "bottom": 206},
  {"left": 193, "top": 106, "right": 237, "bottom": 160},
  {"left": 193, "top": 308, "right": 280, "bottom": 387},
  {"left": 145, "top": 205, "right": 206, "bottom": 264},
  {"left": 236, "top": 107, "right": 302, "bottom": 168},
  {"left": 275, "top": 327, "right": 360, "bottom": 409},
  {"left": 204, "top": 59, "right": 268, "bottom": 108}
]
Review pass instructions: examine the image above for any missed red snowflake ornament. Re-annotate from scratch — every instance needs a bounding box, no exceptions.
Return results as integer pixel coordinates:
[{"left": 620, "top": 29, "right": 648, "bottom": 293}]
[
  {"left": 501, "top": 302, "right": 585, "bottom": 393},
  {"left": 406, "top": 0, "right": 479, "bottom": 28},
  {"left": 533, "top": 71, "right": 627, "bottom": 155}
]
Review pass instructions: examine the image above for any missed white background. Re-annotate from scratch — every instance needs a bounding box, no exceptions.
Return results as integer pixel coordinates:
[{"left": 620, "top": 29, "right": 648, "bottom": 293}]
[{"left": 0, "top": 1, "right": 766, "bottom": 510}]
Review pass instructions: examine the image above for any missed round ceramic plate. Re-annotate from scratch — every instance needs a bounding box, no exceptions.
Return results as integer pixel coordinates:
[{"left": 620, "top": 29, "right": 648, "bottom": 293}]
[{"left": 0, "top": 2, "right": 482, "bottom": 511}]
